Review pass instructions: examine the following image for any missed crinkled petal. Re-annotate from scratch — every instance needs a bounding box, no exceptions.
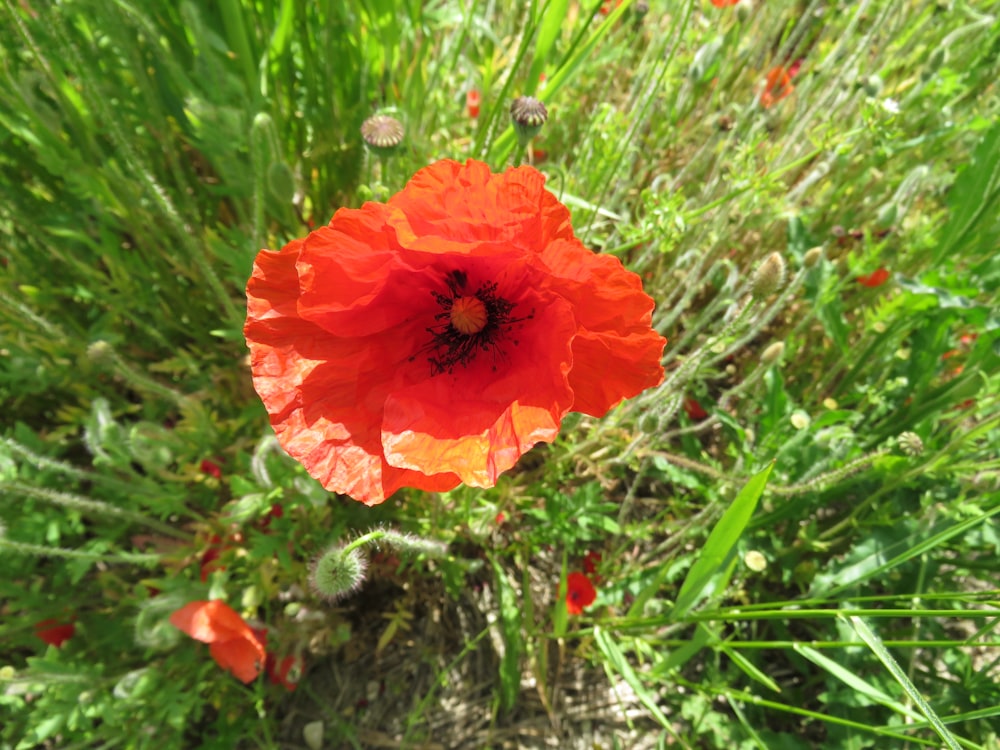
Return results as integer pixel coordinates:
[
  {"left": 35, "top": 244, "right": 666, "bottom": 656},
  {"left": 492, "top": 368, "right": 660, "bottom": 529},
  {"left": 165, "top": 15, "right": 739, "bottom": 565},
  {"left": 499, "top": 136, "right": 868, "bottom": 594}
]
[
  {"left": 246, "top": 234, "right": 460, "bottom": 505},
  {"left": 537, "top": 238, "right": 666, "bottom": 415},
  {"left": 387, "top": 159, "right": 575, "bottom": 254}
]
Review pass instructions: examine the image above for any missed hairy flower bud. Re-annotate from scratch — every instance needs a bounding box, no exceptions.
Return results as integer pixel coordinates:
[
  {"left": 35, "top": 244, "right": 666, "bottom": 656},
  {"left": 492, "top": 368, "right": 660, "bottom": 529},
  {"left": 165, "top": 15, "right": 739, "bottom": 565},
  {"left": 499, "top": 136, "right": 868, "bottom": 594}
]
[
  {"left": 803, "top": 246, "right": 823, "bottom": 268},
  {"left": 310, "top": 545, "right": 367, "bottom": 601},
  {"left": 510, "top": 96, "right": 547, "bottom": 145},
  {"left": 898, "top": 431, "right": 924, "bottom": 457},
  {"left": 751, "top": 252, "right": 786, "bottom": 298},
  {"left": 761, "top": 341, "right": 785, "bottom": 365},
  {"left": 361, "top": 114, "right": 405, "bottom": 156}
]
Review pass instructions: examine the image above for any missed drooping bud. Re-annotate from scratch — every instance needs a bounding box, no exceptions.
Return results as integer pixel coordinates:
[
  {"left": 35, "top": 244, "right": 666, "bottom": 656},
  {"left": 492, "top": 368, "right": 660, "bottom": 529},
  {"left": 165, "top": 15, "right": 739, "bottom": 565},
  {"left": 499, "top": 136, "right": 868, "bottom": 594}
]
[
  {"left": 761, "top": 341, "right": 785, "bottom": 365},
  {"left": 360, "top": 114, "right": 405, "bottom": 156},
  {"left": 510, "top": 96, "right": 547, "bottom": 146},
  {"left": 310, "top": 545, "right": 367, "bottom": 601},
  {"left": 751, "top": 252, "right": 786, "bottom": 298},
  {"left": 898, "top": 431, "right": 924, "bottom": 457},
  {"left": 803, "top": 246, "right": 824, "bottom": 268}
]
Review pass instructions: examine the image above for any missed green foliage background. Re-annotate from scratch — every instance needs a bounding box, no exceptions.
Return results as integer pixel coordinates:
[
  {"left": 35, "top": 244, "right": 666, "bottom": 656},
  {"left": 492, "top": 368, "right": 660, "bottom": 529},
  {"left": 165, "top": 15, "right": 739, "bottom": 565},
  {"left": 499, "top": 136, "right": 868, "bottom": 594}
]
[{"left": 1, "top": 0, "right": 998, "bottom": 748}]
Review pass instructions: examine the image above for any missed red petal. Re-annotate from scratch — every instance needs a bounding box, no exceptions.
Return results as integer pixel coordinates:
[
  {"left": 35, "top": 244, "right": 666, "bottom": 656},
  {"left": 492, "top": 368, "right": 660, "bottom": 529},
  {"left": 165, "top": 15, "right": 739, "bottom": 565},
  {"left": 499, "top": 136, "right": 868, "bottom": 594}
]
[
  {"left": 169, "top": 600, "right": 254, "bottom": 645},
  {"left": 538, "top": 239, "right": 666, "bottom": 416},
  {"left": 209, "top": 638, "right": 265, "bottom": 684},
  {"left": 381, "top": 270, "right": 576, "bottom": 486},
  {"left": 566, "top": 572, "right": 597, "bottom": 615},
  {"left": 35, "top": 619, "right": 75, "bottom": 648}
]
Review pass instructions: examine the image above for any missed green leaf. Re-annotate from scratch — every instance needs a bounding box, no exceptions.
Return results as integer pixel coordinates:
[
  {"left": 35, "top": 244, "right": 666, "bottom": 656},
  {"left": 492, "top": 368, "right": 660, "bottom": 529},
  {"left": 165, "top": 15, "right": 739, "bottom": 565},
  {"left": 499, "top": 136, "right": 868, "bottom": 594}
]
[
  {"left": 594, "top": 627, "right": 673, "bottom": 730},
  {"left": 671, "top": 463, "right": 774, "bottom": 620},
  {"left": 848, "top": 616, "right": 963, "bottom": 750},
  {"left": 934, "top": 120, "right": 1000, "bottom": 264},
  {"left": 490, "top": 557, "right": 523, "bottom": 712},
  {"left": 527, "top": 0, "right": 569, "bottom": 91}
]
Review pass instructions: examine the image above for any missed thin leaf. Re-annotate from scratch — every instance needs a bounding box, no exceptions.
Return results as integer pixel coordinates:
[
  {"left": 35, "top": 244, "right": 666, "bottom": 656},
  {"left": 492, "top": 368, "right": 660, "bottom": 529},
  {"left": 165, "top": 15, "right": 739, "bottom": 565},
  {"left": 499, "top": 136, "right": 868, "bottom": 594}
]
[{"left": 671, "top": 463, "right": 774, "bottom": 620}]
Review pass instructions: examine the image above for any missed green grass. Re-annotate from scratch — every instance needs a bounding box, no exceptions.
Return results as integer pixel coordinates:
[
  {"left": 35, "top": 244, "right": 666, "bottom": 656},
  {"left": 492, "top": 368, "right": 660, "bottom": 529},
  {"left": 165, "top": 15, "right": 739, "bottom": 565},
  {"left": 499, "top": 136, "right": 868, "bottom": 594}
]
[{"left": 2, "top": 0, "right": 999, "bottom": 747}]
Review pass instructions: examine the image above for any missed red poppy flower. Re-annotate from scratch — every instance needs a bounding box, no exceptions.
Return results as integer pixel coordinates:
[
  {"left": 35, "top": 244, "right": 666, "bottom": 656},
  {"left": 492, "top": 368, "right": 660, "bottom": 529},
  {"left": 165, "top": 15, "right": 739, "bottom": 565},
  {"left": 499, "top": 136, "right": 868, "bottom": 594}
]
[
  {"left": 583, "top": 551, "right": 603, "bottom": 583},
  {"left": 566, "top": 572, "right": 597, "bottom": 615},
  {"left": 710, "top": 0, "right": 740, "bottom": 6},
  {"left": 466, "top": 90, "right": 481, "bottom": 119},
  {"left": 683, "top": 397, "right": 709, "bottom": 420},
  {"left": 266, "top": 653, "right": 304, "bottom": 691},
  {"left": 760, "top": 66, "right": 794, "bottom": 108},
  {"left": 857, "top": 268, "right": 890, "bottom": 287},
  {"left": 170, "top": 600, "right": 266, "bottom": 683},
  {"left": 35, "top": 618, "right": 75, "bottom": 648},
  {"left": 245, "top": 159, "right": 666, "bottom": 505}
]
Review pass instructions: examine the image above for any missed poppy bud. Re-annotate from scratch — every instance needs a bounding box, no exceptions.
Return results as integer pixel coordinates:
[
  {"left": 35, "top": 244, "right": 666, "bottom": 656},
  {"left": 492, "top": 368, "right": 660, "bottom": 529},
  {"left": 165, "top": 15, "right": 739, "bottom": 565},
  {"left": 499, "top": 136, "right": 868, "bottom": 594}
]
[
  {"left": 898, "top": 431, "right": 924, "bottom": 457},
  {"left": 360, "top": 114, "right": 405, "bottom": 156},
  {"left": 510, "top": 96, "right": 547, "bottom": 146},
  {"left": 761, "top": 341, "right": 785, "bottom": 365},
  {"left": 310, "top": 545, "right": 367, "bottom": 601},
  {"left": 922, "top": 49, "right": 947, "bottom": 81},
  {"left": 862, "top": 74, "right": 884, "bottom": 97},
  {"left": 875, "top": 202, "right": 897, "bottom": 229},
  {"left": 751, "top": 252, "right": 786, "bottom": 298},
  {"left": 803, "top": 246, "right": 823, "bottom": 268},
  {"left": 86, "top": 340, "right": 114, "bottom": 363}
]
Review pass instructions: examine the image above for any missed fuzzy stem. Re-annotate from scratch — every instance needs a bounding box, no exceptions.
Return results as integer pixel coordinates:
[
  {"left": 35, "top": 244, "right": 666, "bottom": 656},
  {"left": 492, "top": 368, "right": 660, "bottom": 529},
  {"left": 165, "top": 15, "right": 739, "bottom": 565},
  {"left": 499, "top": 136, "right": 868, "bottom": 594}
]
[
  {"left": 0, "top": 536, "right": 161, "bottom": 566},
  {"left": 5, "top": 482, "right": 191, "bottom": 541}
]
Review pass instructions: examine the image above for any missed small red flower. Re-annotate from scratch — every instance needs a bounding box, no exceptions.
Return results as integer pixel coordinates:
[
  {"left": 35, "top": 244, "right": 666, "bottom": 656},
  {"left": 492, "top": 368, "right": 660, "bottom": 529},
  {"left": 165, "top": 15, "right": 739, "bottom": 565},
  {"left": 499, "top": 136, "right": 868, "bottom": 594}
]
[
  {"left": 35, "top": 619, "right": 75, "bottom": 648},
  {"left": 760, "top": 66, "right": 795, "bottom": 108},
  {"left": 466, "top": 90, "right": 481, "bottom": 119},
  {"left": 710, "top": 0, "right": 740, "bottom": 6},
  {"left": 170, "top": 600, "right": 266, "bottom": 683},
  {"left": 267, "top": 653, "right": 304, "bottom": 691},
  {"left": 683, "top": 397, "right": 709, "bottom": 421},
  {"left": 495, "top": 511, "right": 506, "bottom": 525},
  {"left": 582, "top": 551, "right": 602, "bottom": 577},
  {"left": 245, "top": 159, "right": 666, "bottom": 504},
  {"left": 199, "top": 459, "right": 222, "bottom": 479},
  {"left": 566, "top": 572, "right": 597, "bottom": 615},
  {"left": 857, "top": 268, "right": 890, "bottom": 287}
]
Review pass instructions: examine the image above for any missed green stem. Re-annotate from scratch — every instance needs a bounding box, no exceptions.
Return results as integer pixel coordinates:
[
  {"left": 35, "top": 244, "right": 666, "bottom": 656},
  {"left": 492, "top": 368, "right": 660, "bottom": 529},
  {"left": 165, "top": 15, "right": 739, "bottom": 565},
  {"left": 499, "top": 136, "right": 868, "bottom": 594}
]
[{"left": 0, "top": 537, "right": 161, "bottom": 566}]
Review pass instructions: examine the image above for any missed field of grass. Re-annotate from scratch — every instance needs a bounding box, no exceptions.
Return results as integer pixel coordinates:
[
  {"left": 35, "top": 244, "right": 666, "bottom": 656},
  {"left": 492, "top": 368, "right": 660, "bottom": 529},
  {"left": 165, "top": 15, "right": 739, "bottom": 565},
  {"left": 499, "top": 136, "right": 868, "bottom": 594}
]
[{"left": 2, "top": 0, "right": 999, "bottom": 748}]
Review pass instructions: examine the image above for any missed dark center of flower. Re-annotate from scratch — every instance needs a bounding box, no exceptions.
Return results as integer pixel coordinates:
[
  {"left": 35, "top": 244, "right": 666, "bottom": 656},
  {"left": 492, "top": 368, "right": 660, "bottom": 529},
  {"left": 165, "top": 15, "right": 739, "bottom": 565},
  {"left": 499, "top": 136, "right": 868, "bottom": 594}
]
[{"left": 412, "top": 269, "right": 532, "bottom": 375}]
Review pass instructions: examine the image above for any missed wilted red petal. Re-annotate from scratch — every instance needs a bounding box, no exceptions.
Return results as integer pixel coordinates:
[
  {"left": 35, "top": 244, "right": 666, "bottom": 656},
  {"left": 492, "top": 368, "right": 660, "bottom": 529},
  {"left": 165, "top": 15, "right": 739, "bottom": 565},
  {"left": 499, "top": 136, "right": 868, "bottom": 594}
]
[
  {"left": 857, "top": 268, "right": 890, "bottom": 287},
  {"left": 245, "top": 159, "right": 666, "bottom": 504},
  {"left": 35, "top": 619, "right": 75, "bottom": 648},
  {"left": 170, "top": 600, "right": 266, "bottom": 683},
  {"left": 209, "top": 638, "right": 265, "bottom": 684},
  {"left": 566, "top": 572, "right": 597, "bottom": 615},
  {"left": 267, "top": 654, "right": 303, "bottom": 691}
]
